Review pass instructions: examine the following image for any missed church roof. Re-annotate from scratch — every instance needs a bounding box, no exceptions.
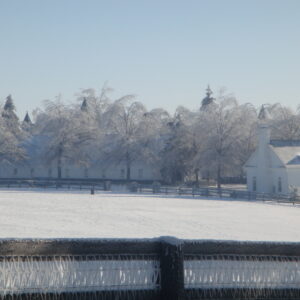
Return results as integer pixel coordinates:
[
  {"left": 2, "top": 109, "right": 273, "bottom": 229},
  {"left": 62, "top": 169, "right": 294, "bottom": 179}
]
[
  {"left": 271, "top": 145, "right": 300, "bottom": 165},
  {"left": 244, "top": 139, "right": 300, "bottom": 168},
  {"left": 287, "top": 154, "right": 300, "bottom": 165},
  {"left": 270, "top": 140, "right": 300, "bottom": 147}
]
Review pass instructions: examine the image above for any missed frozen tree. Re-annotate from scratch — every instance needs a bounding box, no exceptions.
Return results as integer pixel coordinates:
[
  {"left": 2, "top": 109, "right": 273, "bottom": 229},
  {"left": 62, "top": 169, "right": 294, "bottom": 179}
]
[
  {"left": 160, "top": 107, "right": 198, "bottom": 184},
  {"left": 232, "top": 103, "right": 257, "bottom": 174},
  {"left": 1, "top": 95, "right": 22, "bottom": 138},
  {"left": 101, "top": 97, "right": 153, "bottom": 181},
  {"left": 0, "top": 96, "right": 26, "bottom": 165},
  {"left": 266, "top": 104, "right": 300, "bottom": 140},
  {"left": 195, "top": 92, "right": 257, "bottom": 188},
  {"left": 75, "top": 84, "right": 112, "bottom": 129},
  {"left": 34, "top": 97, "right": 95, "bottom": 179},
  {"left": 76, "top": 85, "right": 170, "bottom": 181},
  {"left": 0, "top": 118, "right": 26, "bottom": 165}
]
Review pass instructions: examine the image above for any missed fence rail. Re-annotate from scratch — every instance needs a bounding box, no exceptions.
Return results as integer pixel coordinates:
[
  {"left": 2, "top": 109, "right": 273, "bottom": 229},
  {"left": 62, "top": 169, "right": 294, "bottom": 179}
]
[
  {"left": 1, "top": 237, "right": 300, "bottom": 299},
  {"left": 0, "top": 179, "right": 111, "bottom": 192},
  {"left": 136, "top": 184, "right": 300, "bottom": 204},
  {"left": 1, "top": 179, "right": 299, "bottom": 204}
]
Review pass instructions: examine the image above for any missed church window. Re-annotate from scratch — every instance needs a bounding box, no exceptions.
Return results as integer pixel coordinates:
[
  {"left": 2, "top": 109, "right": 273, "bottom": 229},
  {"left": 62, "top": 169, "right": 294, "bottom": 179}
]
[
  {"left": 252, "top": 176, "right": 256, "bottom": 192},
  {"left": 278, "top": 177, "right": 282, "bottom": 193},
  {"left": 13, "top": 168, "right": 18, "bottom": 176}
]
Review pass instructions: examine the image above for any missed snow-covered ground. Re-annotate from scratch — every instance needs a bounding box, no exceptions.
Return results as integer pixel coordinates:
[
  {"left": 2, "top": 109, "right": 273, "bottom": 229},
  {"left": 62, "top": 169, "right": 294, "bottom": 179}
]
[{"left": 0, "top": 189, "right": 300, "bottom": 241}]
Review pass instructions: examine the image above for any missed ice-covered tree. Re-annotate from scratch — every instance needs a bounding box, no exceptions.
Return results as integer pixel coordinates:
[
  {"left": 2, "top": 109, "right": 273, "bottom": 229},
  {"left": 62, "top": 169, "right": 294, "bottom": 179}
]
[
  {"left": 1, "top": 95, "right": 22, "bottom": 137},
  {"left": 0, "top": 117, "right": 26, "bottom": 165},
  {"left": 195, "top": 92, "right": 257, "bottom": 188},
  {"left": 265, "top": 104, "right": 300, "bottom": 140},
  {"left": 0, "top": 96, "right": 26, "bottom": 165},
  {"left": 34, "top": 98, "right": 95, "bottom": 179},
  {"left": 101, "top": 97, "right": 152, "bottom": 181},
  {"left": 75, "top": 84, "right": 112, "bottom": 129},
  {"left": 160, "top": 107, "right": 198, "bottom": 184}
]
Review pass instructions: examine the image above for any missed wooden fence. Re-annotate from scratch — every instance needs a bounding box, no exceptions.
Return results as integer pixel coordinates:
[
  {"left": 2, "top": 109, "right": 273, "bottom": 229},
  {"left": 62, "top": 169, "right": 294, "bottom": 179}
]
[
  {"left": 0, "top": 179, "right": 299, "bottom": 204},
  {"left": 0, "top": 178, "right": 111, "bottom": 192},
  {"left": 1, "top": 237, "right": 300, "bottom": 299},
  {"left": 136, "top": 184, "right": 300, "bottom": 205}
]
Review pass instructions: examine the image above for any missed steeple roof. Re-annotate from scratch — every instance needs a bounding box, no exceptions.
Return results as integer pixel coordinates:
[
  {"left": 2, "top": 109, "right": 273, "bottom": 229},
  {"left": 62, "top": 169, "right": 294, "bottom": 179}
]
[
  {"left": 23, "top": 112, "right": 32, "bottom": 124},
  {"left": 258, "top": 105, "right": 271, "bottom": 121}
]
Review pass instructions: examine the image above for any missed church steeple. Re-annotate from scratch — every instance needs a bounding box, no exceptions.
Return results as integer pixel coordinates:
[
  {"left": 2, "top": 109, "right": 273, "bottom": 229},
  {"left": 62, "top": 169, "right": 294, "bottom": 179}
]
[
  {"left": 23, "top": 111, "right": 32, "bottom": 124},
  {"left": 258, "top": 105, "right": 271, "bottom": 122},
  {"left": 201, "top": 85, "right": 215, "bottom": 110}
]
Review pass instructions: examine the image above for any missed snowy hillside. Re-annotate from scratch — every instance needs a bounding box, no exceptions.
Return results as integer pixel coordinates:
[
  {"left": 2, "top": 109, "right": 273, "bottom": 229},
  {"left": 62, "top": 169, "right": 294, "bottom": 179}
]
[{"left": 0, "top": 189, "right": 299, "bottom": 241}]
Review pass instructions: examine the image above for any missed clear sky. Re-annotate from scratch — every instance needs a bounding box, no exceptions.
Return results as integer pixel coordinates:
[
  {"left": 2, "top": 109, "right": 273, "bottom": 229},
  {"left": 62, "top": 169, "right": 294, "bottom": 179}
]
[{"left": 1, "top": 0, "right": 300, "bottom": 119}]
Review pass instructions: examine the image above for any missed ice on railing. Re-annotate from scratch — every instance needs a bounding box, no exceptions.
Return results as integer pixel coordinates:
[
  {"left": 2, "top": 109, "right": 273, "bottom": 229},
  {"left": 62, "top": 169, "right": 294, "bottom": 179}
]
[
  {"left": 184, "top": 255, "right": 300, "bottom": 289},
  {"left": 0, "top": 255, "right": 160, "bottom": 295}
]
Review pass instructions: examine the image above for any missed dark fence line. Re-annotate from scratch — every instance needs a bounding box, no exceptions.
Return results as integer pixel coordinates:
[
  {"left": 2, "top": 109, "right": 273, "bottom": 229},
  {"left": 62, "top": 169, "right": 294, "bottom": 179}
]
[
  {"left": 1, "top": 237, "right": 300, "bottom": 299},
  {"left": 1, "top": 178, "right": 299, "bottom": 204},
  {"left": 0, "top": 178, "right": 112, "bottom": 192},
  {"left": 135, "top": 184, "right": 300, "bottom": 204}
]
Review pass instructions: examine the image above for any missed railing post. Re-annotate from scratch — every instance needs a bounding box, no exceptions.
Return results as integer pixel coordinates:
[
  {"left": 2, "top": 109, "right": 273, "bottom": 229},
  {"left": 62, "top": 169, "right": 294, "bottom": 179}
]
[{"left": 160, "top": 236, "right": 184, "bottom": 300}]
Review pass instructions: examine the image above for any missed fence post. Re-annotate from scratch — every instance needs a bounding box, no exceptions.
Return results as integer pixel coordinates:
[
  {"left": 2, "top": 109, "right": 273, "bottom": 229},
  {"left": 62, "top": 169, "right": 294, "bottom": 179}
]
[{"left": 160, "top": 236, "right": 184, "bottom": 300}]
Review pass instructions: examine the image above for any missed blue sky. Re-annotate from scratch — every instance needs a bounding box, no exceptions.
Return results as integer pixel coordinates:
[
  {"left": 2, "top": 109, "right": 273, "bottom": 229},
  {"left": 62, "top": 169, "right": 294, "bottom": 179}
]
[{"left": 0, "top": 0, "right": 300, "bottom": 118}]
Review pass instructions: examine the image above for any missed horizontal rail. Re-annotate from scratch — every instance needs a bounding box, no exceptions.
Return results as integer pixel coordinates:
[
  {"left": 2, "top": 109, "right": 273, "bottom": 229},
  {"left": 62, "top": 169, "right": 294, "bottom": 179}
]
[
  {"left": 1, "top": 237, "right": 300, "bottom": 299},
  {"left": 138, "top": 184, "right": 300, "bottom": 204},
  {"left": 0, "top": 238, "right": 161, "bottom": 256}
]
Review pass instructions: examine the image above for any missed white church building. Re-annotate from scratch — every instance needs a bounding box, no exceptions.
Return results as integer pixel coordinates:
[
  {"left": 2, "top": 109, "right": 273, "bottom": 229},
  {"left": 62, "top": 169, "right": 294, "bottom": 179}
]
[{"left": 244, "top": 123, "right": 300, "bottom": 195}]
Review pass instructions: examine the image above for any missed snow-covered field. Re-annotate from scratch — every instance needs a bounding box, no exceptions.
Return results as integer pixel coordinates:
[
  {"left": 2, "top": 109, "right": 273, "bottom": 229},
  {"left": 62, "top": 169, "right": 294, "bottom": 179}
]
[{"left": 0, "top": 189, "right": 300, "bottom": 241}]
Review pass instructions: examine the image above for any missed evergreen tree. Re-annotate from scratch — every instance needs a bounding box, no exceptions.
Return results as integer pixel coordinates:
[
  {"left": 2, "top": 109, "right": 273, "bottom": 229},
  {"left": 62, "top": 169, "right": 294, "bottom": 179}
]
[
  {"left": 2, "top": 95, "right": 21, "bottom": 137},
  {"left": 0, "top": 95, "right": 26, "bottom": 164}
]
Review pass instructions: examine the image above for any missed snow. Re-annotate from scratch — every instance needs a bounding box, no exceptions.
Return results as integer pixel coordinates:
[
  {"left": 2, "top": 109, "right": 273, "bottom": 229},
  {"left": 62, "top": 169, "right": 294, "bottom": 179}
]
[{"left": 0, "top": 189, "right": 300, "bottom": 241}]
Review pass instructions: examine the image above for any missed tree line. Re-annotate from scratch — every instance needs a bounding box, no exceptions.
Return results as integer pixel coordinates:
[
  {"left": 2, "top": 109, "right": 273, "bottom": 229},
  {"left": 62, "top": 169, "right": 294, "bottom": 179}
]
[{"left": 1, "top": 86, "right": 299, "bottom": 186}]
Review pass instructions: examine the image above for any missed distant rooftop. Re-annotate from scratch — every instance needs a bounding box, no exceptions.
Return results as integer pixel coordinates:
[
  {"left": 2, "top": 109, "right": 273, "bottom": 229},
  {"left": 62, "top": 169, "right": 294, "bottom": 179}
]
[{"left": 270, "top": 140, "right": 300, "bottom": 147}]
